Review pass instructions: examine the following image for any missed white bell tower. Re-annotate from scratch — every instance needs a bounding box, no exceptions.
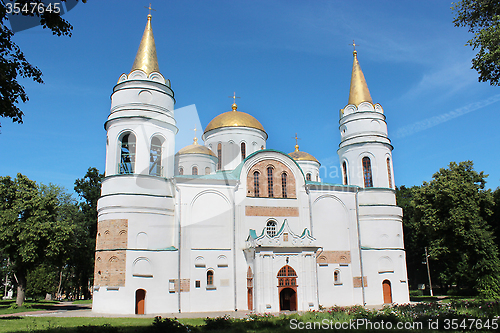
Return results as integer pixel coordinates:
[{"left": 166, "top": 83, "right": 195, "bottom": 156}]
[
  {"left": 93, "top": 13, "right": 180, "bottom": 314},
  {"left": 336, "top": 48, "right": 409, "bottom": 305}
]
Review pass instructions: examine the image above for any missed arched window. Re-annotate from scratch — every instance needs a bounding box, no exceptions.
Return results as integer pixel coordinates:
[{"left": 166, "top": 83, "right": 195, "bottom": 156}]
[
  {"left": 253, "top": 171, "right": 260, "bottom": 197},
  {"left": 149, "top": 136, "right": 162, "bottom": 176},
  {"left": 192, "top": 166, "right": 198, "bottom": 175},
  {"left": 342, "top": 161, "right": 348, "bottom": 185},
  {"left": 334, "top": 270, "right": 341, "bottom": 285},
  {"left": 281, "top": 173, "right": 287, "bottom": 198},
  {"left": 205, "top": 167, "right": 211, "bottom": 175},
  {"left": 266, "top": 220, "right": 277, "bottom": 237},
  {"left": 120, "top": 133, "right": 136, "bottom": 174},
  {"left": 207, "top": 270, "right": 214, "bottom": 286},
  {"left": 362, "top": 157, "right": 373, "bottom": 188},
  {"left": 277, "top": 265, "right": 297, "bottom": 287},
  {"left": 306, "top": 173, "right": 311, "bottom": 181},
  {"left": 179, "top": 167, "right": 184, "bottom": 175},
  {"left": 217, "top": 143, "right": 222, "bottom": 170},
  {"left": 267, "top": 167, "right": 274, "bottom": 197},
  {"left": 387, "top": 158, "right": 392, "bottom": 188},
  {"left": 241, "top": 142, "right": 246, "bottom": 160}
]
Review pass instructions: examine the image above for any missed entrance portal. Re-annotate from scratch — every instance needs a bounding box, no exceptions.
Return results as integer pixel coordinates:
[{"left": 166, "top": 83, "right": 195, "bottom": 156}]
[
  {"left": 277, "top": 265, "right": 298, "bottom": 311},
  {"left": 135, "top": 289, "right": 146, "bottom": 314},
  {"left": 279, "top": 288, "right": 297, "bottom": 311},
  {"left": 382, "top": 280, "right": 392, "bottom": 304}
]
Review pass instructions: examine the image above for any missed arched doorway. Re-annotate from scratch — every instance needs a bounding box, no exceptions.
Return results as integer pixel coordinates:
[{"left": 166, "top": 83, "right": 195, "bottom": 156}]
[
  {"left": 135, "top": 289, "right": 146, "bottom": 314},
  {"left": 279, "top": 288, "right": 297, "bottom": 311},
  {"left": 277, "top": 265, "right": 297, "bottom": 311},
  {"left": 382, "top": 280, "right": 392, "bottom": 304}
]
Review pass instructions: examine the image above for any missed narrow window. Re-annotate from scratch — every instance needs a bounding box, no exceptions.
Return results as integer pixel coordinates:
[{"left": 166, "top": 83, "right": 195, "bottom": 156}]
[
  {"left": 179, "top": 167, "right": 184, "bottom": 175},
  {"left": 217, "top": 143, "right": 222, "bottom": 170},
  {"left": 306, "top": 173, "right": 311, "bottom": 181},
  {"left": 149, "top": 136, "right": 162, "bottom": 176},
  {"left": 342, "top": 161, "right": 348, "bottom": 185},
  {"left": 334, "top": 270, "right": 341, "bottom": 285},
  {"left": 120, "top": 133, "right": 136, "bottom": 174},
  {"left": 266, "top": 220, "right": 277, "bottom": 237},
  {"left": 241, "top": 142, "right": 246, "bottom": 160},
  {"left": 362, "top": 157, "right": 373, "bottom": 187},
  {"left": 192, "top": 166, "right": 198, "bottom": 175},
  {"left": 207, "top": 270, "right": 214, "bottom": 286},
  {"left": 205, "top": 167, "right": 211, "bottom": 175},
  {"left": 195, "top": 280, "right": 201, "bottom": 288},
  {"left": 253, "top": 171, "right": 260, "bottom": 197},
  {"left": 283, "top": 233, "right": 288, "bottom": 242},
  {"left": 267, "top": 167, "right": 274, "bottom": 197},
  {"left": 281, "top": 173, "right": 287, "bottom": 198},
  {"left": 387, "top": 158, "right": 392, "bottom": 188}
]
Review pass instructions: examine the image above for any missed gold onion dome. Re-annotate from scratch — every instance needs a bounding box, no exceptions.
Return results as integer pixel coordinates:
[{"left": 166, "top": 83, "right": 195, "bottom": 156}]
[
  {"left": 288, "top": 144, "right": 320, "bottom": 164},
  {"left": 130, "top": 14, "right": 160, "bottom": 75},
  {"left": 177, "top": 137, "right": 217, "bottom": 157},
  {"left": 204, "top": 103, "right": 266, "bottom": 134},
  {"left": 348, "top": 50, "right": 373, "bottom": 106}
]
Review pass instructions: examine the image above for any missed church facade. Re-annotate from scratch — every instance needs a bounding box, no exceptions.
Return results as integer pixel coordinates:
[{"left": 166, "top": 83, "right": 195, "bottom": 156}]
[{"left": 92, "top": 14, "right": 409, "bottom": 315}]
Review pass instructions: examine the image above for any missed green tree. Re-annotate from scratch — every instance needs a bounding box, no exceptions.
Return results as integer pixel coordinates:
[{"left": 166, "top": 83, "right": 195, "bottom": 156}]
[
  {"left": 453, "top": 0, "right": 500, "bottom": 85},
  {"left": 0, "top": 0, "right": 86, "bottom": 128},
  {"left": 72, "top": 167, "right": 104, "bottom": 299},
  {"left": 0, "top": 174, "right": 74, "bottom": 305},
  {"left": 412, "top": 161, "right": 500, "bottom": 297}
]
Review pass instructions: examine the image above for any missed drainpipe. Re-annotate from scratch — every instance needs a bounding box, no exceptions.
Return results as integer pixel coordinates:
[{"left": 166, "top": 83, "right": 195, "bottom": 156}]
[
  {"left": 355, "top": 187, "right": 366, "bottom": 305},
  {"left": 315, "top": 247, "right": 323, "bottom": 308},
  {"left": 307, "top": 184, "right": 319, "bottom": 307},
  {"left": 174, "top": 180, "right": 182, "bottom": 313},
  {"left": 306, "top": 184, "right": 313, "bottom": 235},
  {"left": 232, "top": 180, "right": 240, "bottom": 311}
]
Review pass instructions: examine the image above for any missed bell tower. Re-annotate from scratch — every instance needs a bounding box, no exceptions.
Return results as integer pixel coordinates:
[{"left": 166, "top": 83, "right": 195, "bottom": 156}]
[
  {"left": 93, "top": 13, "right": 179, "bottom": 315},
  {"left": 336, "top": 48, "right": 409, "bottom": 305}
]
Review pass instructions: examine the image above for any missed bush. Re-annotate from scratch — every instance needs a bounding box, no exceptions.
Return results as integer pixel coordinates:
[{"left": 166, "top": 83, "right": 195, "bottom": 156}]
[
  {"left": 151, "top": 316, "right": 191, "bottom": 333},
  {"left": 410, "top": 289, "right": 423, "bottom": 296}
]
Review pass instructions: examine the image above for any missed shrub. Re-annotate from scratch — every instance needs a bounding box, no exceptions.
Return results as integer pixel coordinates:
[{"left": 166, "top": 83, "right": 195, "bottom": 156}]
[{"left": 151, "top": 316, "right": 190, "bottom": 333}]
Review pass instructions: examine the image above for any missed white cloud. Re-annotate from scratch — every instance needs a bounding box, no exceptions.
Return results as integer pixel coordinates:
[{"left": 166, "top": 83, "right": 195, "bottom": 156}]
[{"left": 394, "top": 94, "right": 500, "bottom": 138}]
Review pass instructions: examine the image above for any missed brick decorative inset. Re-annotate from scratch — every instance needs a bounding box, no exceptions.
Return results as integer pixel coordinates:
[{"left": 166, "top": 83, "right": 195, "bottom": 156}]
[
  {"left": 245, "top": 206, "right": 299, "bottom": 217},
  {"left": 94, "top": 219, "right": 128, "bottom": 287},
  {"left": 170, "top": 279, "right": 190, "bottom": 292},
  {"left": 96, "top": 219, "right": 128, "bottom": 250},
  {"left": 353, "top": 276, "right": 368, "bottom": 288},
  {"left": 316, "top": 251, "right": 351, "bottom": 264},
  {"left": 94, "top": 250, "right": 126, "bottom": 286},
  {"left": 247, "top": 159, "right": 296, "bottom": 198}
]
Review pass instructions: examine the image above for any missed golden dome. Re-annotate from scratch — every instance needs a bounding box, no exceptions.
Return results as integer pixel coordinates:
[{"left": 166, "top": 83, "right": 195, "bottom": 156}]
[
  {"left": 204, "top": 103, "right": 266, "bottom": 134},
  {"left": 177, "top": 138, "right": 217, "bottom": 157},
  {"left": 288, "top": 144, "right": 319, "bottom": 164}
]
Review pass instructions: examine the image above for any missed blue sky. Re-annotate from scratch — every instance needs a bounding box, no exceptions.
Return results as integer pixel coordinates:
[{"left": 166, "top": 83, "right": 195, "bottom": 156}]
[{"left": 1, "top": 0, "right": 499, "bottom": 195}]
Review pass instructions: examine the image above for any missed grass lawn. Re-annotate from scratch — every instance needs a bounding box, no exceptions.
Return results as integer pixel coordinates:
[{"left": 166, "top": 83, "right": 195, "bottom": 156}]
[
  {"left": 0, "top": 300, "right": 61, "bottom": 316},
  {"left": 0, "top": 317, "right": 155, "bottom": 333}
]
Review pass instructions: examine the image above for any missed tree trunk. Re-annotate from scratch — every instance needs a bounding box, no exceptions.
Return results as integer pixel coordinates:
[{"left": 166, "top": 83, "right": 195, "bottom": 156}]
[{"left": 16, "top": 272, "right": 26, "bottom": 307}]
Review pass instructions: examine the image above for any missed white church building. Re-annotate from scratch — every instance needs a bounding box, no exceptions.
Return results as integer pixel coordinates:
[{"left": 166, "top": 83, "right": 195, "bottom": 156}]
[{"left": 92, "top": 14, "right": 409, "bottom": 315}]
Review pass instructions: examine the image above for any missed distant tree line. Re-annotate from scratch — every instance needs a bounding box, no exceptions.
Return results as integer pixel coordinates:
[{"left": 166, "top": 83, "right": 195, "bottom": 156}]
[
  {"left": 397, "top": 161, "right": 500, "bottom": 298},
  {"left": 0, "top": 167, "right": 103, "bottom": 306}
]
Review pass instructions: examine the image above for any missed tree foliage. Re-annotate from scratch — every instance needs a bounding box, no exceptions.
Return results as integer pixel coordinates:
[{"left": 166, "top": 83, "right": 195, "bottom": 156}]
[
  {"left": 0, "top": 0, "right": 85, "bottom": 128},
  {"left": 0, "top": 174, "right": 74, "bottom": 305},
  {"left": 71, "top": 167, "right": 103, "bottom": 299},
  {"left": 453, "top": 0, "right": 500, "bottom": 85},
  {"left": 399, "top": 161, "right": 500, "bottom": 297}
]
